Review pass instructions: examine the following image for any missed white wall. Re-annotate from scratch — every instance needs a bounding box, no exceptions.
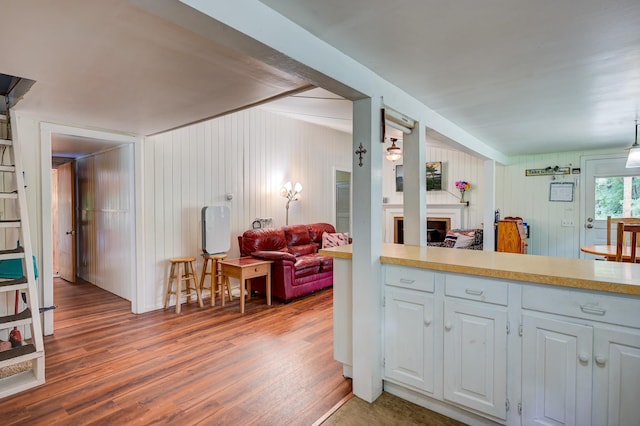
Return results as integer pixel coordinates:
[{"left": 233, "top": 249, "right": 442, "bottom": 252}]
[
  {"left": 496, "top": 148, "right": 618, "bottom": 257},
  {"left": 76, "top": 145, "right": 134, "bottom": 300},
  {"left": 141, "top": 107, "right": 352, "bottom": 312},
  {"left": 382, "top": 142, "right": 486, "bottom": 229}
]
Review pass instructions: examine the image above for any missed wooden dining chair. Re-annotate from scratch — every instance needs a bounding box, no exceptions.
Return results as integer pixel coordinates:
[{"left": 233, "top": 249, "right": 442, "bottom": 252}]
[
  {"left": 607, "top": 216, "right": 640, "bottom": 245},
  {"left": 616, "top": 222, "right": 640, "bottom": 262}
]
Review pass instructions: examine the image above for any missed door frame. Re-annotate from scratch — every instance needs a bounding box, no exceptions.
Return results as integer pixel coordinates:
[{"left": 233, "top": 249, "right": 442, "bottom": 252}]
[
  {"left": 40, "top": 123, "right": 143, "bottom": 335},
  {"left": 579, "top": 152, "right": 629, "bottom": 258},
  {"left": 333, "top": 166, "right": 352, "bottom": 235}
]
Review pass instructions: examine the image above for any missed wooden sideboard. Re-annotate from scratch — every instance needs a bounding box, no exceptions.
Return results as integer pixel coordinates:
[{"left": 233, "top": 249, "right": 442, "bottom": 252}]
[{"left": 496, "top": 218, "right": 528, "bottom": 254}]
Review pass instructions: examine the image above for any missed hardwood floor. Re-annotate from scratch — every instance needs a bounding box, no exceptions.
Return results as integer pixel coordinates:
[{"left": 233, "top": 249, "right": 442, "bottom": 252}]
[{"left": 0, "top": 278, "right": 351, "bottom": 425}]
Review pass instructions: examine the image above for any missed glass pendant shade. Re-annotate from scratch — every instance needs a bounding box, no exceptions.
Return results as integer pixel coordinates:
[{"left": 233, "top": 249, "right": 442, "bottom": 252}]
[{"left": 386, "top": 138, "right": 402, "bottom": 162}]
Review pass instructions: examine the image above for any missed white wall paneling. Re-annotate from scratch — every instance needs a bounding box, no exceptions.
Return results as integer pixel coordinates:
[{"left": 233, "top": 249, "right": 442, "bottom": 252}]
[
  {"left": 142, "top": 108, "right": 352, "bottom": 311},
  {"left": 496, "top": 148, "right": 619, "bottom": 257},
  {"left": 76, "top": 145, "right": 134, "bottom": 300},
  {"left": 383, "top": 144, "right": 485, "bottom": 230}
]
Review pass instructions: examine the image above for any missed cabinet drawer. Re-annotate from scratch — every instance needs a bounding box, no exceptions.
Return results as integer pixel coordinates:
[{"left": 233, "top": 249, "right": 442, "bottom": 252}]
[
  {"left": 522, "top": 285, "right": 640, "bottom": 328},
  {"left": 385, "top": 265, "right": 435, "bottom": 293},
  {"left": 445, "top": 274, "right": 508, "bottom": 306}
]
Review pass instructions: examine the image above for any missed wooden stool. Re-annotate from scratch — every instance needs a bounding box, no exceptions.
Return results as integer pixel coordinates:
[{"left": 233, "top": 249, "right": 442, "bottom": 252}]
[
  {"left": 164, "top": 257, "right": 203, "bottom": 313},
  {"left": 200, "top": 253, "right": 233, "bottom": 307}
]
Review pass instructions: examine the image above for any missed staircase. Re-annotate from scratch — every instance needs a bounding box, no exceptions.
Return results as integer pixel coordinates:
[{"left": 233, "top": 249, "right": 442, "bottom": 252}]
[{"left": 0, "top": 110, "right": 45, "bottom": 398}]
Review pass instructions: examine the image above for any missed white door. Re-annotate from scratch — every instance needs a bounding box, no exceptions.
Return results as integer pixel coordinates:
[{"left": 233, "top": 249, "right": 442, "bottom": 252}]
[
  {"left": 443, "top": 299, "right": 507, "bottom": 420},
  {"left": 593, "top": 326, "right": 640, "bottom": 426},
  {"left": 581, "top": 155, "right": 640, "bottom": 258},
  {"left": 57, "top": 161, "right": 76, "bottom": 283},
  {"left": 522, "top": 313, "right": 593, "bottom": 426},
  {"left": 384, "top": 286, "right": 436, "bottom": 393}
]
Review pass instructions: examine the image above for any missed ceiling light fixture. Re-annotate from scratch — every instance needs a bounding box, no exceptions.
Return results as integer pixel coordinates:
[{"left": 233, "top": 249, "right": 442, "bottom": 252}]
[
  {"left": 386, "top": 138, "right": 402, "bottom": 162},
  {"left": 626, "top": 120, "right": 640, "bottom": 168}
]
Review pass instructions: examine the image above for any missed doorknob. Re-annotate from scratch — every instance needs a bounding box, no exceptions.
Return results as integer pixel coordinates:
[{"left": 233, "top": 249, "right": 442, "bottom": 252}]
[
  {"left": 586, "top": 224, "right": 593, "bottom": 229},
  {"left": 65, "top": 230, "right": 75, "bottom": 235},
  {"left": 587, "top": 217, "right": 594, "bottom": 222}
]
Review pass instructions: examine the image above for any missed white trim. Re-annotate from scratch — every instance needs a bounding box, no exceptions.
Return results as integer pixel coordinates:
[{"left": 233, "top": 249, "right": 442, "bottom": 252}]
[{"left": 39, "top": 123, "right": 141, "bottom": 334}]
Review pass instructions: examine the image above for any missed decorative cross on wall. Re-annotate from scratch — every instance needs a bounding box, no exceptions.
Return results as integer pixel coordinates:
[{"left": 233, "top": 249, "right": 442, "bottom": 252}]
[{"left": 355, "top": 143, "right": 367, "bottom": 167}]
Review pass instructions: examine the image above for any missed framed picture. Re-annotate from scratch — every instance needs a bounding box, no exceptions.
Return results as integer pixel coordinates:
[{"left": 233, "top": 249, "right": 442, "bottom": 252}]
[
  {"left": 395, "top": 165, "right": 403, "bottom": 192},
  {"left": 426, "top": 161, "right": 443, "bottom": 191}
]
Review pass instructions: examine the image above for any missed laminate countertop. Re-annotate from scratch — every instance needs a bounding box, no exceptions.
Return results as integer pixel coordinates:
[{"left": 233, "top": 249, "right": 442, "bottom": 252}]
[{"left": 319, "top": 243, "right": 640, "bottom": 296}]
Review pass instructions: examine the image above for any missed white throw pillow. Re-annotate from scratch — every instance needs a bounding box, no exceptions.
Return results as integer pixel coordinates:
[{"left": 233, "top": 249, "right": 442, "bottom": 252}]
[{"left": 453, "top": 234, "right": 475, "bottom": 248}]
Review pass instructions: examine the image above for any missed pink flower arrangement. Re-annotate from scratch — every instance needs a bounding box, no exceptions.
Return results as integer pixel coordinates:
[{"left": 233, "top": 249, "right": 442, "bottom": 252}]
[
  {"left": 455, "top": 181, "right": 471, "bottom": 204},
  {"left": 455, "top": 181, "right": 471, "bottom": 191}
]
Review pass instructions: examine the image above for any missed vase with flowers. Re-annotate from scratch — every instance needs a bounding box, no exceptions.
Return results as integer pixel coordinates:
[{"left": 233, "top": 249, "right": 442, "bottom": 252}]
[{"left": 455, "top": 181, "right": 471, "bottom": 204}]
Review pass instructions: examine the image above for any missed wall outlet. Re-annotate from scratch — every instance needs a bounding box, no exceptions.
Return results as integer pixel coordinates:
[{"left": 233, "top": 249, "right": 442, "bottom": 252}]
[{"left": 561, "top": 219, "right": 574, "bottom": 227}]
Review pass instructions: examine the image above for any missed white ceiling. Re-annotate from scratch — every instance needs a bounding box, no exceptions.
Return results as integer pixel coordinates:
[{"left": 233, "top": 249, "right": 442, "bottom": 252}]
[
  {"left": 260, "top": 0, "right": 640, "bottom": 156},
  {"left": 2, "top": 0, "right": 639, "bottom": 158},
  {"left": 0, "top": 0, "right": 309, "bottom": 137}
]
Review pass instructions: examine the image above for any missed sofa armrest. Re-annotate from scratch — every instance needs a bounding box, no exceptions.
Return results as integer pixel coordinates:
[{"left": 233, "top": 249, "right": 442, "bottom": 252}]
[{"left": 251, "top": 250, "right": 296, "bottom": 263}]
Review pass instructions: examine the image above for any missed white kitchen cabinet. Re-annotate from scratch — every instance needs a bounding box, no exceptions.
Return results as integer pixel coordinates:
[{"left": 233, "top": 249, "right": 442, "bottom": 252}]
[
  {"left": 521, "top": 313, "right": 593, "bottom": 426},
  {"left": 443, "top": 298, "right": 508, "bottom": 420},
  {"left": 384, "top": 285, "right": 436, "bottom": 394},
  {"left": 592, "top": 326, "right": 640, "bottom": 426}
]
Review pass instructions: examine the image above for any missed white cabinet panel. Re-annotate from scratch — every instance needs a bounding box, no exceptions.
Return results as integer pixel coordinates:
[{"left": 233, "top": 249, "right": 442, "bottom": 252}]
[
  {"left": 522, "top": 313, "right": 593, "bottom": 426},
  {"left": 384, "top": 286, "right": 436, "bottom": 394},
  {"left": 443, "top": 299, "right": 507, "bottom": 420},
  {"left": 593, "top": 326, "right": 640, "bottom": 426}
]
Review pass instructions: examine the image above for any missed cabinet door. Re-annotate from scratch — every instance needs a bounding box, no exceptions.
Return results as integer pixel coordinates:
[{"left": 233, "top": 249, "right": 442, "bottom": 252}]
[
  {"left": 384, "top": 286, "right": 435, "bottom": 393},
  {"left": 522, "top": 313, "right": 593, "bottom": 426},
  {"left": 443, "top": 299, "right": 507, "bottom": 420},
  {"left": 593, "top": 326, "right": 640, "bottom": 426}
]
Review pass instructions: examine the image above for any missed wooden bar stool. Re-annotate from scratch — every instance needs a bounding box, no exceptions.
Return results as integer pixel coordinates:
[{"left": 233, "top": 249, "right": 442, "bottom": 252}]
[
  {"left": 164, "top": 257, "right": 203, "bottom": 313},
  {"left": 200, "top": 253, "right": 233, "bottom": 307}
]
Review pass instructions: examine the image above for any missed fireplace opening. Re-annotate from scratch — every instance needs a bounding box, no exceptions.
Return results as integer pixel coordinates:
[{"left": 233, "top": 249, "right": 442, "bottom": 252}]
[{"left": 393, "top": 217, "right": 451, "bottom": 244}]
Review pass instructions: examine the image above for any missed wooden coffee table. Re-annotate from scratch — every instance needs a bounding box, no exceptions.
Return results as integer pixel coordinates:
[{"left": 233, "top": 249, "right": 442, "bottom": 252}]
[{"left": 219, "top": 257, "right": 273, "bottom": 313}]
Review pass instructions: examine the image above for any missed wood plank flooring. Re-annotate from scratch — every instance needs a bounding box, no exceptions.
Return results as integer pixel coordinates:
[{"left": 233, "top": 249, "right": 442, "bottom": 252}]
[{"left": 0, "top": 278, "right": 351, "bottom": 425}]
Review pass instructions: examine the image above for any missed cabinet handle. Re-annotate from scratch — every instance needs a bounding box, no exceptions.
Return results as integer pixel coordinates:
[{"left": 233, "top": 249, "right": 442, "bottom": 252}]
[
  {"left": 578, "top": 353, "right": 590, "bottom": 364},
  {"left": 580, "top": 304, "right": 606, "bottom": 316},
  {"left": 399, "top": 278, "right": 415, "bottom": 284},
  {"left": 595, "top": 355, "right": 607, "bottom": 366},
  {"left": 465, "top": 288, "right": 484, "bottom": 296},
  {"left": 424, "top": 319, "right": 432, "bottom": 326},
  {"left": 444, "top": 322, "right": 452, "bottom": 331}
]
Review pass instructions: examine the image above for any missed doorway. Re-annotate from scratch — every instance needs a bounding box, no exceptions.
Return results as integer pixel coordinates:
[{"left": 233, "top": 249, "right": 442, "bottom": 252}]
[
  {"left": 580, "top": 154, "right": 640, "bottom": 258},
  {"left": 335, "top": 169, "right": 351, "bottom": 234},
  {"left": 41, "top": 124, "right": 140, "bottom": 335}
]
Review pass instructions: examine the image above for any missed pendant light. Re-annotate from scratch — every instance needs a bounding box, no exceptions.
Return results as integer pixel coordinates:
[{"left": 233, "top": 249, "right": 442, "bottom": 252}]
[
  {"left": 626, "top": 120, "right": 640, "bottom": 168},
  {"left": 386, "top": 138, "right": 402, "bottom": 162}
]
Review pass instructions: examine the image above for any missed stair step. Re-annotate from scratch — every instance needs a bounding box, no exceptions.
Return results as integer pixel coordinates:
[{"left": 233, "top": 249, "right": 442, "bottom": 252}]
[
  {"left": 0, "top": 165, "right": 15, "bottom": 173},
  {"left": 0, "top": 247, "right": 25, "bottom": 262},
  {"left": 0, "top": 364, "right": 44, "bottom": 399},
  {"left": 0, "top": 192, "right": 18, "bottom": 200},
  {"left": 0, "top": 220, "right": 21, "bottom": 229},
  {"left": 0, "top": 277, "right": 28, "bottom": 292},
  {"left": 0, "top": 344, "right": 36, "bottom": 363},
  {"left": 0, "top": 308, "right": 32, "bottom": 328}
]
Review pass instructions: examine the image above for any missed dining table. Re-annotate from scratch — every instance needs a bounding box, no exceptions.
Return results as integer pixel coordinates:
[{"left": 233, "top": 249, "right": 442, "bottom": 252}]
[{"left": 580, "top": 245, "right": 637, "bottom": 262}]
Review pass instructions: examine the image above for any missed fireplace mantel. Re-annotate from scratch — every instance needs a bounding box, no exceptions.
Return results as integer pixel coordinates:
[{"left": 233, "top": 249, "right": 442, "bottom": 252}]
[{"left": 382, "top": 203, "right": 467, "bottom": 243}]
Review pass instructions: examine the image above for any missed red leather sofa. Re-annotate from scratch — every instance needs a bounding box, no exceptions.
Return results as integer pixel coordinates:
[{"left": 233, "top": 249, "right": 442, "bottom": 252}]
[{"left": 237, "top": 223, "right": 336, "bottom": 301}]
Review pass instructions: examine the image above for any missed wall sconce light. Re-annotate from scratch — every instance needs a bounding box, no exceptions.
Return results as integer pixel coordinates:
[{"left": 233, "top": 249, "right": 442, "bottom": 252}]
[
  {"left": 626, "top": 120, "right": 640, "bottom": 168},
  {"left": 386, "top": 138, "right": 402, "bottom": 162},
  {"left": 280, "top": 181, "right": 302, "bottom": 225}
]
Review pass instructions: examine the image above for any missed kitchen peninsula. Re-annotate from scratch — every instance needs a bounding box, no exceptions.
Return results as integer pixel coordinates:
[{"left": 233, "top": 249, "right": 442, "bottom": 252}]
[{"left": 320, "top": 243, "right": 640, "bottom": 426}]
